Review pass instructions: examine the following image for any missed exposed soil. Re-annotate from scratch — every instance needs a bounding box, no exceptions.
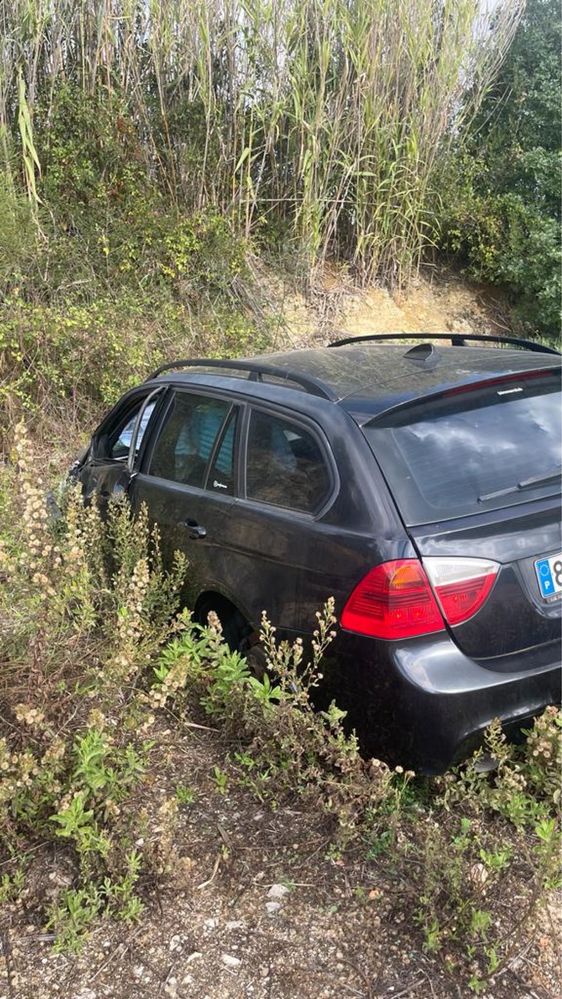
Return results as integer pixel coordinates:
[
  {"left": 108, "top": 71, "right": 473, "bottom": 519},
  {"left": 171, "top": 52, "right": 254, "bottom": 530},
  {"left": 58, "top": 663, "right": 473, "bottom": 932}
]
[
  {"left": 1, "top": 723, "right": 559, "bottom": 999},
  {"left": 277, "top": 267, "right": 512, "bottom": 348}
]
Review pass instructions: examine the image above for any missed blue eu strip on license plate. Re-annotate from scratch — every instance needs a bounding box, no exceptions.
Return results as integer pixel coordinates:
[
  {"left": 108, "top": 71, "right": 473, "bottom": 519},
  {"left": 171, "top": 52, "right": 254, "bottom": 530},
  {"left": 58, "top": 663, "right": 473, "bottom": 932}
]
[{"left": 535, "top": 553, "right": 562, "bottom": 599}]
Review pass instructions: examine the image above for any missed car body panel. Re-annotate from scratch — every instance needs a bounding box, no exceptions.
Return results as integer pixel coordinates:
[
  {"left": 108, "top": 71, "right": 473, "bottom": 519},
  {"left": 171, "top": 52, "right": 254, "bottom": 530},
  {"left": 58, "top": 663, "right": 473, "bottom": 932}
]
[
  {"left": 72, "top": 340, "right": 562, "bottom": 772},
  {"left": 410, "top": 498, "right": 562, "bottom": 659},
  {"left": 328, "top": 630, "right": 561, "bottom": 772}
]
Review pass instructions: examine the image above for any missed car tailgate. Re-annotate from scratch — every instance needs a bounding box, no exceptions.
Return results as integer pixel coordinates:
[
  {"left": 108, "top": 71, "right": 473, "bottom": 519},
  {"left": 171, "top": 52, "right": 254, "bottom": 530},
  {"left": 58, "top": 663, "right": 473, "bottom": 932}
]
[{"left": 410, "top": 497, "right": 561, "bottom": 661}]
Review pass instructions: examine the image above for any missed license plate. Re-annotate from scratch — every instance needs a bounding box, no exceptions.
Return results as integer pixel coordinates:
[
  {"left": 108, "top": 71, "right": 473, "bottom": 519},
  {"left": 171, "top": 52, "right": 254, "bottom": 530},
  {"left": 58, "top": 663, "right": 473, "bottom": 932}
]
[{"left": 535, "top": 553, "right": 562, "bottom": 600}]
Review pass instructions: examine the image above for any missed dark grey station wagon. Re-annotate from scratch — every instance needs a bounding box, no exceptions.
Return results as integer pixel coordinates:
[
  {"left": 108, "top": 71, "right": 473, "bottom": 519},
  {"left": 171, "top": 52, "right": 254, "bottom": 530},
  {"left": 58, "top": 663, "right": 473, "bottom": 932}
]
[{"left": 72, "top": 333, "right": 562, "bottom": 772}]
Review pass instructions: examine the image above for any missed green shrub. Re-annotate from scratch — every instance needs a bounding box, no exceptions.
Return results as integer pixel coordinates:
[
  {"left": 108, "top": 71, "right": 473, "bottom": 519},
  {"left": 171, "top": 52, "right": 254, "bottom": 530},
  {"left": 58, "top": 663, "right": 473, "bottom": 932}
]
[
  {"left": 438, "top": 0, "right": 561, "bottom": 342},
  {"left": 0, "top": 424, "right": 189, "bottom": 949},
  {"left": 0, "top": 295, "right": 274, "bottom": 440},
  {"left": 439, "top": 158, "right": 561, "bottom": 339},
  {"left": 1, "top": 423, "right": 560, "bottom": 984}
]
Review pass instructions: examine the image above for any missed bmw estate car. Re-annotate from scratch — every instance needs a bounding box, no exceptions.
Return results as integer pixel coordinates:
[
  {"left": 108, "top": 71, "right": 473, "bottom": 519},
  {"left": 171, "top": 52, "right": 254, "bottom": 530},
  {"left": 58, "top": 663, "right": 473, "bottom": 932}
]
[{"left": 71, "top": 333, "right": 562, "bottom": 772}]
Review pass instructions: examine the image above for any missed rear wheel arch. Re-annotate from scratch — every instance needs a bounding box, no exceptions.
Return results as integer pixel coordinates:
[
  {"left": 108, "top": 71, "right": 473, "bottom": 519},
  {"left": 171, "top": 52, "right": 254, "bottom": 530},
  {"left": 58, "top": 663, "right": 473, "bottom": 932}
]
[
  {"left": 194, "top": 590, "right": 252, "bottom": 649},
  {"left": 193, "top": 591, "right": 266, "bottom": 677}
]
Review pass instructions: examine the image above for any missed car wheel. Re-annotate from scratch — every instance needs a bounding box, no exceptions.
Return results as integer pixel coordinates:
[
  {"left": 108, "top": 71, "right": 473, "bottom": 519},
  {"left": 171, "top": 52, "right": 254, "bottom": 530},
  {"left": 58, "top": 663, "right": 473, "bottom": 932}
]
[{"left": 195, "top": 597, "right": 266, "bottom": 679}]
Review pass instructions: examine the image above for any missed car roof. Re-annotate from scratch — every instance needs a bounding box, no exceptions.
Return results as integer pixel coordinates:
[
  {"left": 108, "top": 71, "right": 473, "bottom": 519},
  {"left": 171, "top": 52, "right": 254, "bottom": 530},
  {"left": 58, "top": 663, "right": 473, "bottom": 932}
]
[{"left": 153, "top": 343, "right": 562, "bottom": 422}]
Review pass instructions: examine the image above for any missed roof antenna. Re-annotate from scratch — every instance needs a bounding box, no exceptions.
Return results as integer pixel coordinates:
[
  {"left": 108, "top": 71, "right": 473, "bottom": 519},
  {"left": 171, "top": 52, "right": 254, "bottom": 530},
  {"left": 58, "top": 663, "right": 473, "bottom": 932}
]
[{"left": 404, "top": 342, "right": 440, "bottom": 368}]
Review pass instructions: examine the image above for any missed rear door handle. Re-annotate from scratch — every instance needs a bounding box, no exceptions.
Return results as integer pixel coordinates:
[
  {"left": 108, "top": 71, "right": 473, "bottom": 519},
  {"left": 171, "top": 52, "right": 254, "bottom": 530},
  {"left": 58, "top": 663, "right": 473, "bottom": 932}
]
[{"left": 182, "top": 519, "right": 207, "bottom": 540}]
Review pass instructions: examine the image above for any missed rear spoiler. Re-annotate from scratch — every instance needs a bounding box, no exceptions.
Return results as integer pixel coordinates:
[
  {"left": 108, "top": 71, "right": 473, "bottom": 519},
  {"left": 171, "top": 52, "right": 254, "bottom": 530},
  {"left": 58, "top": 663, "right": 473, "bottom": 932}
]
[{"left": 356, "top": 366, "right": 562, "bottom": 426}]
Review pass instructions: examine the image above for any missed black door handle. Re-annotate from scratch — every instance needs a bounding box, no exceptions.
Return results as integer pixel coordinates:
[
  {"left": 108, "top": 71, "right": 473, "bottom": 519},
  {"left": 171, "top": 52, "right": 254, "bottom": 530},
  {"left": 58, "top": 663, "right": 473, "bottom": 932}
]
[{"left": 183, "top": 519, "right": 207, "bottom": 540}]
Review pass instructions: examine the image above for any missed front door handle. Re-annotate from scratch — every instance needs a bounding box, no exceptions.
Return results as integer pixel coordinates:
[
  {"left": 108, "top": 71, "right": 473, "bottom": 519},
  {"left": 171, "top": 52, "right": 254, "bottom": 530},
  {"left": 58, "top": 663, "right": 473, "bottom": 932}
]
[{"left": 183, "top": 519, "right": 207, "bottom": 540}]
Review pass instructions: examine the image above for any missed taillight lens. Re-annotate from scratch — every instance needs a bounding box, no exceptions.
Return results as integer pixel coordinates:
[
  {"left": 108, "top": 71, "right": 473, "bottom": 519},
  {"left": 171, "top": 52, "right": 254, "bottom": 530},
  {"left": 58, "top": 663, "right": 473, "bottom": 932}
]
[
  {"left": 423, "top": 557, "right": 499, "bottom": 626},
  {"left": 340, "top": 559, "right": 445, "bottom": 640}
]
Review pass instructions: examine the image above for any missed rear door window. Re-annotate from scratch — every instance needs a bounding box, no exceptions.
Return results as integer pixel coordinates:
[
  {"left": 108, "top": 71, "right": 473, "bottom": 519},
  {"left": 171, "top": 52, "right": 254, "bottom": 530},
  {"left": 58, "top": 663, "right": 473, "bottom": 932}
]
[
  {"left": 363, "top": 371, "right": 561, "bottom": 525},
  {"left": 245, "top": 409, "right": 331, "bottom": 513},
  {"left": 148, "top": 392, "right": 232, "bottom": 488}
]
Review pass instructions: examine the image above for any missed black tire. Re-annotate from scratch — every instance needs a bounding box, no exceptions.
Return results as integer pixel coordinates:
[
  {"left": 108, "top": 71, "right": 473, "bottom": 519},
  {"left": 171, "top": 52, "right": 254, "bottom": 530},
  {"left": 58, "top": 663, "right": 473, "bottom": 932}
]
[{"left": 195, "top": 596, "right": 266, "bottom": 679}]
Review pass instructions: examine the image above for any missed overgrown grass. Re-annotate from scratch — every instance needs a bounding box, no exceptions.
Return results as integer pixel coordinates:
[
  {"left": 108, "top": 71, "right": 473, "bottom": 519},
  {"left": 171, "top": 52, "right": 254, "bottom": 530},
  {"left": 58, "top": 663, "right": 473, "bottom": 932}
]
[
  {"left": 0, "top": 152, "right": 283, "bottom": 441},
  {"left": 0, "top": 424, "right": 559, "bottom": 991},
  {"left": 1, "top": 0, "right": 522, "bottom": 287},
  {"left": 0, "top": 291, "right": 279, "bottom": 444}
]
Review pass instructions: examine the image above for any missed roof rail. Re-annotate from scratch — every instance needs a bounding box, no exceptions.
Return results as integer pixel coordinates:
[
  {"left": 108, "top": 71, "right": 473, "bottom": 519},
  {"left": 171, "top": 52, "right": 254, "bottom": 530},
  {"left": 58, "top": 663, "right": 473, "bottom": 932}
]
[
  {"left": 328, "top": 332, "right": 560, "bottom": 355},
  {"left": 146, "top": 357, "right": 338, "bottom": 401}
]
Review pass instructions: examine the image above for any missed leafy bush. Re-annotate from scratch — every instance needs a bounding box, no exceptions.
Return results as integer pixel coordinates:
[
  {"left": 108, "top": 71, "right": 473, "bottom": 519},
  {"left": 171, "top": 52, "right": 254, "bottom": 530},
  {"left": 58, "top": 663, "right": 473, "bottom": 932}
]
[
  {"left": 438, "top": 0, "right": 561, "bottom": 341},
  {"left": 152, "top": 601, "right": 406, "bottom": 847},
  {"left": 0, "top": 295, "right": 275, "bottom": 441},
  {"left": 439, "top": 156, "right": 561, "bottom": 338},
  {"left": 0, "top": 424, "right": 189, "bottom": 949}
]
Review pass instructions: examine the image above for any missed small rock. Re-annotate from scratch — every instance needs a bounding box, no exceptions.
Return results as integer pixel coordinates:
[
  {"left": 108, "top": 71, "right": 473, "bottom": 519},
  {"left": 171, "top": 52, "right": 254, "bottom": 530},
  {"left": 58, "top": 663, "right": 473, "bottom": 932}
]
[
  {"left": 47, "top": 871, "right": 72, "bottom": 888},
  {"left": 267, "top": 884, "right": 289, "bottom": 900},
  {"left": 203, "top": 917, "right": 219, "bottom": 931},
  {"left": 265, "top": 901, "right": 281, "bottom": 916},
  {"left": 169, "top": 934, "right": 182, "bottom": 952},
  {"left": 225, "top": 920, "right": 245, "bottom": 931},
  {"left": 185, "top": 952, "right": 202, "bottom": 964},
  {"left": 470, "top": 862, "right": 489, "bottom": 885},
  {"left": 221, "top": 953, "right": 241, "bottom": 969}
]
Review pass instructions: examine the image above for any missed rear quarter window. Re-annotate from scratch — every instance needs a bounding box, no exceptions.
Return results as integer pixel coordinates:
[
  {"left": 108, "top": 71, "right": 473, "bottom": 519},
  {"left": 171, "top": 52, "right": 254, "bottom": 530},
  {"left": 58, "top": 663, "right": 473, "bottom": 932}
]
[
  {"left": 363, "top": 372, "right": 562, "bottom": 525},
  {"left": 245, "top": 409, "right": 331, "bottom": 514}
]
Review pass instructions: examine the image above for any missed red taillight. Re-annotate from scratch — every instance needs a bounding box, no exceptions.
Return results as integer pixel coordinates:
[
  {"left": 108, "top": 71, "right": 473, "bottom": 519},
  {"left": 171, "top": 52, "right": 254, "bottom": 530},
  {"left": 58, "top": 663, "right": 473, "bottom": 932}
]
[
  {"left": 423, "top": 558, "right": 499, "bottom": 626},
  {"left": 340, "top": 560, "right": 445, "bottom": 640}
]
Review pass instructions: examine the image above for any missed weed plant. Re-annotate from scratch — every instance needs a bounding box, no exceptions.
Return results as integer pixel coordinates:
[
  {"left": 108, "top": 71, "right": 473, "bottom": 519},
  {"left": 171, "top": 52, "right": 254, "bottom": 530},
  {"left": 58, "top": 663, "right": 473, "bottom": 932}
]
[{"left": 0, "top": 423, "right": 559, "bottom": 991}]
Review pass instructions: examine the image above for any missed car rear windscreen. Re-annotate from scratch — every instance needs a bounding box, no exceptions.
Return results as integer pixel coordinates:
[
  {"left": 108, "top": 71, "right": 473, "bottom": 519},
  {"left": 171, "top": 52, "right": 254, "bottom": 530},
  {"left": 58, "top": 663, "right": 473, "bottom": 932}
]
[{"left": 363, "top": 370, "right": 562, "bottom": 525}]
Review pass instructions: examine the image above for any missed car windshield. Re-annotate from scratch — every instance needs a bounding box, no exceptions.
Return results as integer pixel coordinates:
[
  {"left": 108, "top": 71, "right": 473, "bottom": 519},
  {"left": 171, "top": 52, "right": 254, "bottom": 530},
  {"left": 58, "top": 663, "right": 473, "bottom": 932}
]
[{"left": 363, "top": 371, "right": 562, "bottom": 525}]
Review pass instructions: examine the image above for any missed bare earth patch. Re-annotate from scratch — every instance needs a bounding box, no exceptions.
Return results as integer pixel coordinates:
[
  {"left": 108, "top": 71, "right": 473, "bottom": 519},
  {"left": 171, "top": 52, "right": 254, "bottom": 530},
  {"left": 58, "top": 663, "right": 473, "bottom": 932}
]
[
  {"left": 1, "top": 724, "right": 559, "bottom": 999},
  {"left": 277, "top": 267, "right": 511, "bottom": 348}
]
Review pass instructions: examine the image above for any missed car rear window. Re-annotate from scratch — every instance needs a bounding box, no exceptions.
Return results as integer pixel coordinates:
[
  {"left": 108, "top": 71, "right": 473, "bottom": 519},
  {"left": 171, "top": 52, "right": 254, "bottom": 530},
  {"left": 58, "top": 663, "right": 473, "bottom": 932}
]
[{"left": 363, "top": 372, "right": 561, "bottom": 525}]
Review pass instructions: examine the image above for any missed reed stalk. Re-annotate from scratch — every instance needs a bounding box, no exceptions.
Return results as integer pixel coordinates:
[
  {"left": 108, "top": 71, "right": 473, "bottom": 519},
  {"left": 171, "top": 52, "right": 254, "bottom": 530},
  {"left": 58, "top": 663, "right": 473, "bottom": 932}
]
[{"left": 0, "top": 0, "right": 523, "bottom": 285}]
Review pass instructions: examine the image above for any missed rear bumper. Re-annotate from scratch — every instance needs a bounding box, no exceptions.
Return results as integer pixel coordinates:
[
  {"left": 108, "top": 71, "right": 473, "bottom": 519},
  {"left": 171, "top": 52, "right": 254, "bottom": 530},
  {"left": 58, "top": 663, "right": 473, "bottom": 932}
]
[{"left": 331, "top": 632, "right": 562, "bottom": 774}]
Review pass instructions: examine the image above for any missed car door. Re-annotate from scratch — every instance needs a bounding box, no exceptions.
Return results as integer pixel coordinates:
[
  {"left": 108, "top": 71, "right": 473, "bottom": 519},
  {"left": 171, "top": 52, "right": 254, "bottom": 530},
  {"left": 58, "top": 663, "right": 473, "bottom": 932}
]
[
  {"left": 223, "top": 404, "right": 338, "bottom": 634},
  {"left": 77, "top": 386, "right": 166, "bottom": 505},
  {"left": 131, "top": 387, "right": 240, "bottom": 611}
]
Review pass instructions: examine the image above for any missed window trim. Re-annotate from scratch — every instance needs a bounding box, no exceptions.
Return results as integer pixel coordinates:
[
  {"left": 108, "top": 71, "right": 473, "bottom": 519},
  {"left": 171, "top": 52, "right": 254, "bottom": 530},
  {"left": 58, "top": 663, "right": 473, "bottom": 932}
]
[
  {"left": 240, "top": 402, "right": 339, "bottom": 518},
  {"left": 203, "top": 403, "right": 238, "bottom": 494},
  {"left": 92, "top": 387, "right": 164, "bottom": 465},
  {"left": 127, "top": 385, "right": 167, "bottom": 472},
  {"left": 140, "top": 385, "right": 242, "bottom": 494}
]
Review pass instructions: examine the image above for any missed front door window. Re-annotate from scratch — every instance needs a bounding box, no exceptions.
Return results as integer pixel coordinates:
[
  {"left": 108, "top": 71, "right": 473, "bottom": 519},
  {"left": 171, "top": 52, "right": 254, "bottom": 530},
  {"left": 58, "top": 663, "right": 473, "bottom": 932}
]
[{"left": 109, "top": 400, "right": 157, "bottom": 461}]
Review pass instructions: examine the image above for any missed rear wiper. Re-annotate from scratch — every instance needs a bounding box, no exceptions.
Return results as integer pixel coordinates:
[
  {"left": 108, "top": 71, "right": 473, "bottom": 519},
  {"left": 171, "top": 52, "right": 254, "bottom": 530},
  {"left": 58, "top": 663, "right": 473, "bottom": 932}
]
[{"left": 478, "top": 466, "right": 561, "bottom": 503}]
